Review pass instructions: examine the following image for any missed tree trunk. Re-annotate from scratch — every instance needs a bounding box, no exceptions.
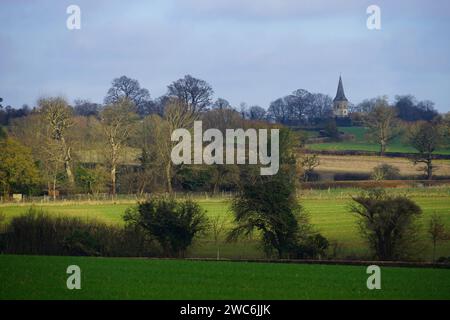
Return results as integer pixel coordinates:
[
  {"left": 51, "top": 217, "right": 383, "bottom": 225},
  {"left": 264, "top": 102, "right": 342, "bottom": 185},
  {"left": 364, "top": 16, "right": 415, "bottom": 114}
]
[
  {"left": 433, "top": 240, "right": 436, "bottom": 262},
  {"left": 165, "top": 162, "right": 172, "bottom": 193},
  {"left": 65, "top": 162, "right": 74, "bottom": 186},
  {"left": 427, "top": 156, "right": 433, "bottom": 180},
  {"left": 380, "top": 140, "right": 386, "bottom": 156},
  {"left": 111, "top": 165, "right": 116, "bottom": 196},
  {"left": 53, "top": 177, "right": 57, "bottom": 201},
  {"left": 62, "top": 139, "right": 75, "bottom": 187}
]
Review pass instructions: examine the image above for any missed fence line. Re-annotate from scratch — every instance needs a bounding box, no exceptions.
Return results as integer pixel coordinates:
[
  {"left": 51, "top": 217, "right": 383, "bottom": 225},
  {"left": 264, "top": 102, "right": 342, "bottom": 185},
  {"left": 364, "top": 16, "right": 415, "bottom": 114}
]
[{"left": 0, "top": 191, "right": 237, "bottom": 204}]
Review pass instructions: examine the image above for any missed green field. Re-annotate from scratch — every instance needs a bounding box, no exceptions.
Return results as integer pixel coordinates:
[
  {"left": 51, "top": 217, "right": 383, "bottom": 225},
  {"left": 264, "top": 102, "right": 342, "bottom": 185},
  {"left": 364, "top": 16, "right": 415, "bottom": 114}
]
[
  {"left": 1, "top": 188, "right": 450, "bottom": 260},
  {"left": 1, "top": 255, "right": 449, "bottom": 299},
  {"left": 306, "top": 127, "right": 450, "bottom": 155}
]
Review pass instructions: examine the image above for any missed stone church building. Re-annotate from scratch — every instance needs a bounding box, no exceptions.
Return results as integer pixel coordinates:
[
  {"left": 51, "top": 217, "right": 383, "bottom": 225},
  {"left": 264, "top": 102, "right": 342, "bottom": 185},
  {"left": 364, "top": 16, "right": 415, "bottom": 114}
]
[{"left": 333, "top": 76, "right": 349, "bottom": 117}]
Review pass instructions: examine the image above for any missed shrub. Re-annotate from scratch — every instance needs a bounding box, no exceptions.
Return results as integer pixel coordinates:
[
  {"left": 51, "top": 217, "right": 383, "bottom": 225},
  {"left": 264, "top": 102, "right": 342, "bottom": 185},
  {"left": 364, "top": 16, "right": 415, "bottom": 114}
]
[
  {"left": 124, "top": 198, "right": 209, "bottom": 257},
  {"left": 350, "top": 189, "right": 422, "bottom": 261},
  {"left": 334, "top": 173, "right": 371, "bottom": 181},
  {"left": 294, "top": 234, "right": 329, "bottom": 259},
  {"left": 2, "top": 208, "right": 156, "bottom": 257},
  {"left": 371, "top": 164, "right": 401, "bottom": 181}
]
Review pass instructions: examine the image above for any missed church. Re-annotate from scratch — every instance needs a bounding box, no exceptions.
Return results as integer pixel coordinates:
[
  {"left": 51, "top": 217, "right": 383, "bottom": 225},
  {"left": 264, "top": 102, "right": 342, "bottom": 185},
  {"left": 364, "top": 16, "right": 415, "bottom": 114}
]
[{"left": 333, "top": 76, "right": 349, "bottom": 117}]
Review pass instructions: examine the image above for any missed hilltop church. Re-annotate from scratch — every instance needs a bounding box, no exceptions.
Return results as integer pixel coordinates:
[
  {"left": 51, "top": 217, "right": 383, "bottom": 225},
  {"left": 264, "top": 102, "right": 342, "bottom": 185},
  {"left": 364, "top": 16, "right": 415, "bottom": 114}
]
[{"left": 333, "top": 76, "right": 349, "bottom": 117}]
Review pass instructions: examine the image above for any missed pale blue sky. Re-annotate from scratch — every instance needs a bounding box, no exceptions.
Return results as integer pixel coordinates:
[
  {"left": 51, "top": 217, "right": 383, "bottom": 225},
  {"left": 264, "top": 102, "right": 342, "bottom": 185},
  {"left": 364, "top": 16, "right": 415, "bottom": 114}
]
[{"left": 1, "top": 0, "right": 449, "bottom": 112}]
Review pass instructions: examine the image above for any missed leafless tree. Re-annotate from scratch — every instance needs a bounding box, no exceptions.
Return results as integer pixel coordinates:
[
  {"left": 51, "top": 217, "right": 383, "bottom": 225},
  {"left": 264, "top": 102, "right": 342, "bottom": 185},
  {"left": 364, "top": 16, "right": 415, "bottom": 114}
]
[
  {"left": 408, "top": 120, "right": 444, "bottom": 180},
  {"left": 167, "top": 74, "right": 213, "bottom": 114},
  {"left": 38, "top": 97, "right": 75, "bottom": 188},
  {"left": 428, "top": 213, "right": 449, "bottom": 261},
  {"left": 100, "top": 98, "right": 138, "bottom": 196},
  {"left": 210, "top": 214, "right": 228, "bottom": 260},
  {"left": 364, "top": 97, "right": 400, "bottom": 156},
  {"left": 104, "top": 75, "right": 151, "bottom": 116}
]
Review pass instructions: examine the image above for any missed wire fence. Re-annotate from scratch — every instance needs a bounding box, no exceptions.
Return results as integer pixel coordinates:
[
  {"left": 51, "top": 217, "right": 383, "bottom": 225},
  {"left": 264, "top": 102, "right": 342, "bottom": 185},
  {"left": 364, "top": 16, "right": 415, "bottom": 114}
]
[
  {"left": 0, "top": 191, "right": 237, "bottom": 204},
  {"left": 1, "top": 184, "right": 449, "bottom": 205}
]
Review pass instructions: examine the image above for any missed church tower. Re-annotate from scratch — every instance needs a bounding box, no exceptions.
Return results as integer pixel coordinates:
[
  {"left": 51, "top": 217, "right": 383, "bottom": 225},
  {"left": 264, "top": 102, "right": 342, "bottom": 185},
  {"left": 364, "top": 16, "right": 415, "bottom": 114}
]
[{"left": 333, "top": 76, "right": 349, "bottom": 117}]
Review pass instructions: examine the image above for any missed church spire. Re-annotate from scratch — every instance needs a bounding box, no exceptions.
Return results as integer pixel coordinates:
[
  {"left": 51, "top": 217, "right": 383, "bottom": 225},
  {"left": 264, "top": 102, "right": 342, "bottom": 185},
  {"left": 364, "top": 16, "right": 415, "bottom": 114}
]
[{"left": 333, "top": 75, "right": 348, "bottom": 102}]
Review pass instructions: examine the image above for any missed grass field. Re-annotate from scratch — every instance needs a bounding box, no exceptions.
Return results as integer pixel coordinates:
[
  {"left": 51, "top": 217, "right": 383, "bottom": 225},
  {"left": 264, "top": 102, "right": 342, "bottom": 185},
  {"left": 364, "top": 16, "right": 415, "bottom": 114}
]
[
  {"left": 1, "top": 254, "right": 450, "bottom": 299},
  {"left": 306, "top": 127, "right": 450, "bottom": 155},
  {"left": 315, "top": 154, "right": 450, "bottom": 177},
  {"left": 1, "top": 188, "right": 450, "bottom": 260}
]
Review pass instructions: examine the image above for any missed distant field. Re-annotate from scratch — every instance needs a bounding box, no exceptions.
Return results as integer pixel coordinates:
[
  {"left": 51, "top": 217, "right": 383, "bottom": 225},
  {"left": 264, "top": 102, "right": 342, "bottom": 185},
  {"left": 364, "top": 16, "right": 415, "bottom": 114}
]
[
  {"left": 316, "top": 154, "right": 450, "bottom": 177},
  {"left": 1, "top": 255, "right": 450, "bottom": 299},
  {"left": 306, "top": 127, "right": 450, "bottom": 155},
  {"left": 1, "top": 188, "right": 450, "bottom": 260}
]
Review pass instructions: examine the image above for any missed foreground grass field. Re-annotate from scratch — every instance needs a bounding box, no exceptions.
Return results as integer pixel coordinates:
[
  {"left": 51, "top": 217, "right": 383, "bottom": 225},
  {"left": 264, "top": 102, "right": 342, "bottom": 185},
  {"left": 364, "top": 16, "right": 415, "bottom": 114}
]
[
  {"left": 1, "top": 188, "right": 450, "bottom": 260},
  {"left": 1, "top": 255, "right": 449, "bottom": 299}
]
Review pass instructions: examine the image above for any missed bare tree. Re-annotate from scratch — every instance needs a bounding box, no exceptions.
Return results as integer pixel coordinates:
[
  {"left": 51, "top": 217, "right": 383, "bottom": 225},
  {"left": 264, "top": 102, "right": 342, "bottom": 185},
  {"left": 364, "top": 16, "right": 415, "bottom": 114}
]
[
  {"left": 104, "top": 75, "right": 151, "bottom": 116},
  {"left": 38, "top": 97, "right": 75, "bottom": 188},
  {"left": 100, "top": 98, "right": 138, "bottom": 196},
  {"left": 298, "top": 154, "right": 320, "bottom": 182},
  {"left": 161, "top": 98, "right": 197, "bottom": 193},
  {"left": 212, "top": 98, "right": 231, "bottom": 110},
  {"left": 248, "top": 105, "right": 266, "bottom": 120},
  {"left": 364, "top": 97, "right": 400, "bottom": 156},
  {"left": 428, "top": 213, "right": 449, "bottom": 261},
  {"left": 167, "top": 74, "right": 213, "bottom": 114},
  {"left": 408, "top": 121, "right": 444, "bottom": 180},
  {"left": 210, "top": 214, "right": 228, "bottom": 260}
]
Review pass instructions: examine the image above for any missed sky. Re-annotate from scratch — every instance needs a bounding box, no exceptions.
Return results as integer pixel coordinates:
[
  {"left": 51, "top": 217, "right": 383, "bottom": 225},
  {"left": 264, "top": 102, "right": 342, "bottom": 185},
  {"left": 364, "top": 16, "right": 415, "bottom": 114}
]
[{"left": 1, "top": 0, "right": 450, "bottom": 112}]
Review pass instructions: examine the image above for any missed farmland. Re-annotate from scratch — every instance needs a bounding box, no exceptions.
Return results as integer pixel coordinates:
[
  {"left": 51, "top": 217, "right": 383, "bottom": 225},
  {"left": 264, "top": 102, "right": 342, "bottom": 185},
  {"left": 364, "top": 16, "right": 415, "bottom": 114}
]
[
  {"left": 315, "top": 154, "right": 450, "bottom": 177},
  {"left": 1, "top": 255, "right": 450, "bottom": 300},
  {"left": 306, "top": 127, "right": 450, "bottom": 155},
  {"left": 1, "top": 187, "right": 450, "bottom": 260}
]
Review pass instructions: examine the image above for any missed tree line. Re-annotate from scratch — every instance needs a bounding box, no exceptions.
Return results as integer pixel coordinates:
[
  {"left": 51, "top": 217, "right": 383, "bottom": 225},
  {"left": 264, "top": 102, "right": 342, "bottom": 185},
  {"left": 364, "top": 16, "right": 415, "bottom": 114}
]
[{"left": 1, "top": 75, "right": 450, "bottom": 197}]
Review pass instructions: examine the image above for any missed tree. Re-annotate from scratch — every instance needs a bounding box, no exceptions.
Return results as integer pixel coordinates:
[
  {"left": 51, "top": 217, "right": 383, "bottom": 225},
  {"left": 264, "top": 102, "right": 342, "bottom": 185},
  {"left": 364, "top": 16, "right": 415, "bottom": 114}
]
[
  {"left": 0, "top": 138, "right": 40, "bottom": 196},
  {"left": 212, "top": 98, "right": 231, "bottom": 110},
  {"left": 228, "top": 128, "right": 324, "bottom": 259},
  {"left": 351, "top": 189, "right": 422, "bottom": 260},
  {"left": 355, "top": 97, "right": 379, "bottom": 114},
  {"left": 408, "top": 121, "right": 443, "bottom": 180},
  {"left": 202, "top": 107, "right": 242, "bottom": 194},
  {"left": 10, "top": 113, "right": 61, "bottom": 198},
  {"left": 228, "top": 174, "right": 306, "bottom": 258},
  {"left": 364, "top": 98, "right": 400, "bottom": 156},
  {"left": 210, "top": 214, "right": 227, "bottom": 260},
  {"left": 267, "top": 98, "right": 290, "bottom": 124},
  {"left": 38, "top": 97, "right": 76, "bottom": 188},
  {"left": 248, "top": 105, "right": 266, "bottom": 121},
  {"left": 167, "top": 75, "right": 213, "bottom": 114},
  {"left": 371, "top": 164, "right": 400, "bottom": 181},
  {"left": 73, "top": 99, "right": 101, "bottom": 117},
  {"left": 428, "top": 214, "right": 449, "bottom": 262},
  {"left": 75, "top": 164, "right": 108, "bottom": 195},
  {"left": 124, "top": 198, "right": 209, "bottom": 257},
  {"left": 395, "top": 95, "right": 438, "bottom": 122},
  {"left": 104, "top": 76, "right": 151, "bottom": 116},
  {"left": 162, "top": 98, "right": 198, "bottom": 193},
  {"left": 308, "top": 93, "right": 333, "bottom": 122},
  {"left": 100, "top": 98, "right": 138, "bottom": 196},
  {"left": 298, "top": 154, "right": 320, "bottom": 182},
  {"left": 323, "top": 119, "right": 340, "bottom": 141}
]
